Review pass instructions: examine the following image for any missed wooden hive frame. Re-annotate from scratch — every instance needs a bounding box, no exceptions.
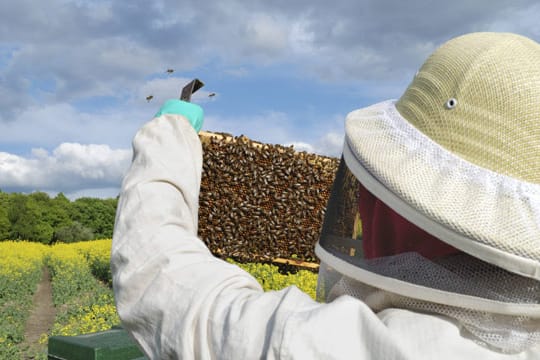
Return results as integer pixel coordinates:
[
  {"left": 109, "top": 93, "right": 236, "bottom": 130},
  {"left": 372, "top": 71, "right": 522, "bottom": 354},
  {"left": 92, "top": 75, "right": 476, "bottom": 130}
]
[{"left": 198, "top": 131, "right": 339, "bottom": 269}]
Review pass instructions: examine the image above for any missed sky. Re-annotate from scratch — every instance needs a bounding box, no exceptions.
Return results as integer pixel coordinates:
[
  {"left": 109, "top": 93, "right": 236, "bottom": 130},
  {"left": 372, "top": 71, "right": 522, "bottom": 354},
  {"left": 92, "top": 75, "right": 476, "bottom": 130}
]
[{"left": 1, "top": 0, "right": 539, "bottom": 199}]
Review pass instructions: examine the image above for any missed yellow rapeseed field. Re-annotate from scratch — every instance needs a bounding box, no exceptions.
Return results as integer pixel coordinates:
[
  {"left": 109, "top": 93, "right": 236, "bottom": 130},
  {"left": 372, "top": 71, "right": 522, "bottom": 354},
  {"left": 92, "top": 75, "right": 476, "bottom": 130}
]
[
  {"left": 1, "top": 239, "right": 317, "bottom": 359},
  {"left": 0, "top": 240, "right": 117, "bottom": 359},
  {"left": 44, "top": 240, "right": 119, "bottom": 337},
  {"left": 0, "top": 241, "right": 48, "bottom": 359}
]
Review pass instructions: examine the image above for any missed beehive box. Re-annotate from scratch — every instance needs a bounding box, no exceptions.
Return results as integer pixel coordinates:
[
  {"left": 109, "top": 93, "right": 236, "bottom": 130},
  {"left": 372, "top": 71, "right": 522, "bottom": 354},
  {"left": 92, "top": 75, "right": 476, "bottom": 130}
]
[{"left": 198, "top": 131, "right": 339, "bottom": 265}]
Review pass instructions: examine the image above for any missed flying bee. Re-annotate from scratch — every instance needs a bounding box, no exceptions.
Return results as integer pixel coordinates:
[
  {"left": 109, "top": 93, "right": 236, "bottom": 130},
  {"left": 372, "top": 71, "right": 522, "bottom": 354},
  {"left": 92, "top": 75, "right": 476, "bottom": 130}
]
[
  {"left": 166, "top": 69, "right": 174, "bottom": 74},
  {"left": 146, "top": 95, "right": 154, "bottom": 102}
]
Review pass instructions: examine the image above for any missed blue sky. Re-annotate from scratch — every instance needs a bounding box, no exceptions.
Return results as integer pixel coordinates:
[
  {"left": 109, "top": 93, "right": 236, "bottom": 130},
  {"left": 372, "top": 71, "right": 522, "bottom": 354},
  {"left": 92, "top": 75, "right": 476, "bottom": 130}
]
[{"left": 1, "top": 0, "right": 539, "bottom": 199}]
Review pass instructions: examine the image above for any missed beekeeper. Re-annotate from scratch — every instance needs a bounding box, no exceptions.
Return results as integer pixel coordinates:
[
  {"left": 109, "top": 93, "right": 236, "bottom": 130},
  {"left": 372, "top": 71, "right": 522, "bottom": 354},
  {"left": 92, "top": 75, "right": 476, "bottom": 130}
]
[{"left": 111, "top": 32, "right": 540, "bottom": 359}]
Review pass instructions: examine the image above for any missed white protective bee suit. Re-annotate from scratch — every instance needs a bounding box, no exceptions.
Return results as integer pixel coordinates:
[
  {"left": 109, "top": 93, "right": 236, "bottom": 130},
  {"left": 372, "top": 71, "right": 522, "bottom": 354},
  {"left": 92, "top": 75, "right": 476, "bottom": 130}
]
[{"left": 111, "top": 32, "right": 540, "bottom": 359}]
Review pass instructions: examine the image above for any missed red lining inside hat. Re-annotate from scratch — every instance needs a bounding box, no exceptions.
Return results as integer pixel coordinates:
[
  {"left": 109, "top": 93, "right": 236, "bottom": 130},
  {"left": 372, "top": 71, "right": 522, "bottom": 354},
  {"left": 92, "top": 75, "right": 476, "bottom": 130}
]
[{"left": 358, "top": 183, "right": 459, "bottom": 260}]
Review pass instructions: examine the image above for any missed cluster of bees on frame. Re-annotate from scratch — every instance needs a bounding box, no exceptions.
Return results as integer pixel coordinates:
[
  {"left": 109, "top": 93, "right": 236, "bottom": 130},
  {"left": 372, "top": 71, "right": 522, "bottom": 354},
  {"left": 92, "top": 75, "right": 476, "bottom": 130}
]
[{"left": 197, "top": 132, "right": 339, "bottom": 264}]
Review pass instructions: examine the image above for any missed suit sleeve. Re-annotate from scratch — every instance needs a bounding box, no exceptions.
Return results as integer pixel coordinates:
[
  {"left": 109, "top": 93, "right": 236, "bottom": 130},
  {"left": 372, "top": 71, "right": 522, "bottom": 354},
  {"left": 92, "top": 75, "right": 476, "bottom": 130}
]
[{"left": 111, "top": 114, "right": 410, "bottom": 360}]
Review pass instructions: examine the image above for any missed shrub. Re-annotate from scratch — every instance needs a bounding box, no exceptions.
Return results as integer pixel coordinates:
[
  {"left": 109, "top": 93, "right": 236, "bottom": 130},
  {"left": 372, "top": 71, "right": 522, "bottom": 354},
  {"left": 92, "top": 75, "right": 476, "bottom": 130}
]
[{"left": 53, "top": 222, "right": 94, "bottom": 243}]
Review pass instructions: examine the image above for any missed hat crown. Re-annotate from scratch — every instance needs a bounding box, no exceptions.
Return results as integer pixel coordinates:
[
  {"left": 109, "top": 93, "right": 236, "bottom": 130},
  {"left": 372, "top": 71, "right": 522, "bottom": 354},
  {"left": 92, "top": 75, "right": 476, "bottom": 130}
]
[{"left": 396, "top": 32, "right": 540, "bottom": 183}]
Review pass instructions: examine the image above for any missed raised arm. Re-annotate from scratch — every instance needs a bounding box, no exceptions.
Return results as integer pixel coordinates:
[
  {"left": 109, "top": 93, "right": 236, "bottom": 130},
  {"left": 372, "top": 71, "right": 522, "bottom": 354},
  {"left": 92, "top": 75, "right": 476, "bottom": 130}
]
[{"left": 111, "top": 110, "right": 404, "bottom": 359}]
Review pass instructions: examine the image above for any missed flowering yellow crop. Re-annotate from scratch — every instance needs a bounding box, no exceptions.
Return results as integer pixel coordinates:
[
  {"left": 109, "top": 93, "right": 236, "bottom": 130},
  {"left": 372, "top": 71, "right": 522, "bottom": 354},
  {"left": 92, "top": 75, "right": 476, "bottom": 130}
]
[
  {"left": 47, "top": 296, "right": 119, "bottom": 338},
  {"left": 69, "top": 239, "right": 112, "bottom": 285},
  {"left": 1, "top": 238, "right": 318, "bottom": 359},
  {"left": 0, "top": 241, "right": 48, "bottom": 288},
  {"left": 0, "top": 240, "right": 118, "bottom": 358},
  {"left": 69, "top": 239, "right": 111, "bottom": 262},
  {"left": 228, "top": 260, "right": 318, "bottom": 299},
  {"left": 0, "top": 241, "right": 49, "bottom": 359},
  {"left": 36, "top": 240, "right": 120, "bottom": 357}
]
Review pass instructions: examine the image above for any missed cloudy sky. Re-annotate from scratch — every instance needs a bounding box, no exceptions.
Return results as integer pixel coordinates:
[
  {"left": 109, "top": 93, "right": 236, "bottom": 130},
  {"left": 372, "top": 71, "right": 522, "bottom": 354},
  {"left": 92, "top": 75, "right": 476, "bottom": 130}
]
[{"left": 1, "top": 0, "right": 539, "bottom": 199}]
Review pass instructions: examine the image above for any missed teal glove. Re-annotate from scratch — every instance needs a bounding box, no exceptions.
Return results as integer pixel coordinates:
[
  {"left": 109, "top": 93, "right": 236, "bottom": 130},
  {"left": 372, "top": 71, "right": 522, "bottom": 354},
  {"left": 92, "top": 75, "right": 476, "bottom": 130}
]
[{"left": 155, "top": 99, "right": 204, "bottom": 132}]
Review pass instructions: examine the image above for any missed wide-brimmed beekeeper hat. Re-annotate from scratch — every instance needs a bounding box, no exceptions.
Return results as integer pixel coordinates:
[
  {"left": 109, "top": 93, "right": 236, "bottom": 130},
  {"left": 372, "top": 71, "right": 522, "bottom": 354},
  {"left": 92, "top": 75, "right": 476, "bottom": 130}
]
[
  {"left": 316, "top": 32, "right": 540, "bottom": 352},
  {"left": 319, "top": 31, "right": 540, "bottom": 278},
  {"left": 352, "top": 31, "right": 540, "bottom": 278}
]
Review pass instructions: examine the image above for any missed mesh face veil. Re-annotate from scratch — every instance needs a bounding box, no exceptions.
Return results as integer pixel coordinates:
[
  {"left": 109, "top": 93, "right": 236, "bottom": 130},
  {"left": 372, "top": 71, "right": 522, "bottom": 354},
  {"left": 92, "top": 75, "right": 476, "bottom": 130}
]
[{"left": 315, "top": 32, "right": 540, "bottom": 354}]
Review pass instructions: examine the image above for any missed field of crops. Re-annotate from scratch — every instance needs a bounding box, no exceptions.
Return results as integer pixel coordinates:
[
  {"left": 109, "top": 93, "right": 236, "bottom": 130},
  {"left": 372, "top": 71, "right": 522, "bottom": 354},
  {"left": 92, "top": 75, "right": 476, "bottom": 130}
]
[{"left": 0, "top": 239, "right": 318, "bottom": 359}]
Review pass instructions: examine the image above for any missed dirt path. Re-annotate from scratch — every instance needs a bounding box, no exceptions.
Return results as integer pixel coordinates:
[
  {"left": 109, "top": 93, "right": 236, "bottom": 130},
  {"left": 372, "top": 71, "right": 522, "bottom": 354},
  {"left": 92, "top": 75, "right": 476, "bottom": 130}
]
[{"left": 22, "top": 266, "right": 56, "bottom": 358}]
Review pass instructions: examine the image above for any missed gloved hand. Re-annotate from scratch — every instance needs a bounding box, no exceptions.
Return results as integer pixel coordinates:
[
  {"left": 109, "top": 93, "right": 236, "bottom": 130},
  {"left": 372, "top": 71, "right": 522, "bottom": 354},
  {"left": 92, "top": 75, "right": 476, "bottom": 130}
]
[{"left": 155, "top": 99, "right": 204, "bottom": 132}]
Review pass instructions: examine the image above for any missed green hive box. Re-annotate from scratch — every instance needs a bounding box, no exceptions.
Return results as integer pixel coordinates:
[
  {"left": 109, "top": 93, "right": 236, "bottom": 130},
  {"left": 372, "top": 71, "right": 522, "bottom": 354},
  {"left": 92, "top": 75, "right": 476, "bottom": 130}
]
[{"left": 48, "top": 328, "right": 147, "bottom": 360}]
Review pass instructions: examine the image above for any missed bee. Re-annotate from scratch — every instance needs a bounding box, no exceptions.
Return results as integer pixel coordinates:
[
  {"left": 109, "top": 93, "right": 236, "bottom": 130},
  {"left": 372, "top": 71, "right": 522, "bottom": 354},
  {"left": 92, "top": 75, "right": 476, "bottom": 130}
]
[
  {"left": 146, "top": 95, "right": 154, "bottom": 102},
  {"left": 166, "top": 69, "right": 174, "bottom": 74}
]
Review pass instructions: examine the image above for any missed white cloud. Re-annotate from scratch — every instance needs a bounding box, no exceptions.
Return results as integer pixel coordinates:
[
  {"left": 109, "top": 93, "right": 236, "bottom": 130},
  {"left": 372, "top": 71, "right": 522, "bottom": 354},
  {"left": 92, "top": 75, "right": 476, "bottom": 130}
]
[
  {"left": 1, "top": 0, "right": 540, "bottom": 199},
  {"left": 52, "top": 143, "right": 129, "bottom": 179},
  {"left": 0, "top": 103, "right": 143, "bottom": 150},
  {"left": 203, "top": 111, "right": 294, "bottom": 146},
  {"left": 314, "top": 132, "right": 344, "bottom": 157},
  {"left": 245, "top": 14, "right": 289, "bottom": 56},
  {"left": 286, "top": 132, "right": 344, "bottom": 158},
  {"left": 204, "top": 111, "right": 344, "bottom": 157},
  {"left": 287, "top": 141, "right": 315, "bottom": 153},
  {"left": 63, "top": 187, "right": 120, "bottom": 200},
  {"left": 1, "top": 1, "right": 538, "bottom": 115},
  {"left": 0, "top": 111, "right": 338, "bottom": 197},
  {"left": 289, "top": 18, "right": 316, "bottom": 55},
  {"left": 0, "top": 143, "right": 131, "bottom": 194},
  {"left": 483, "top": 3, "right": 540, "bottom": 36}
]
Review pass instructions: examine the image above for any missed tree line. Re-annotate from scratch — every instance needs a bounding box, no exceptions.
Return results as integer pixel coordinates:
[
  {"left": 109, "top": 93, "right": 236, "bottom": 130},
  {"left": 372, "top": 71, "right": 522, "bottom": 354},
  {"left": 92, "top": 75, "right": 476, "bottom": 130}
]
[{"left": 0, "top": 191, "right": 118, "bottom": 244}]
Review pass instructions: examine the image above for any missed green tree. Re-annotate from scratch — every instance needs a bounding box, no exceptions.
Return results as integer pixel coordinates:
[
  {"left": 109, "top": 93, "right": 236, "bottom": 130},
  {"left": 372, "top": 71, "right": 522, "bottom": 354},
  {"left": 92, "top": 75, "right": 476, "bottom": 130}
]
[
  {"left": 54, "top": 221, "right": 94, "bottom": 243},
  {"left": 0, "top": 192, "right": 10, "bottom": 239},
  {"left": 71, "top": 197, "right": 117, "bottom": 239},
  {"left": 1, "top": 191, "right": 119, "bottom": 243},
  {"left": 48, "top": 192, "right": 73, "bottom": 232},
  {"left": 29, "top": 191, "right": 50, "bottom": 203},
  {"left": 8, "top": 194, "right": 27, "bottom": 236},
  {"left": 8, "top": 193, "right": 54, "bottom": 243}
]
